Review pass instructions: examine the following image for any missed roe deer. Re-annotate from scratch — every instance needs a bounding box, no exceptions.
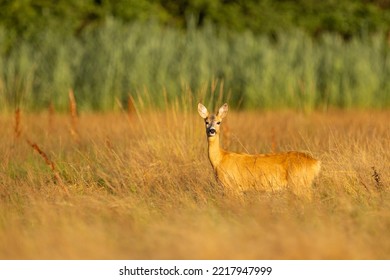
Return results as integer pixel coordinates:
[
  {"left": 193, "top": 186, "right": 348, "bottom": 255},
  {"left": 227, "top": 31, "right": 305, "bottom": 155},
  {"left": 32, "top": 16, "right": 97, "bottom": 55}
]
[{"left": 198, "top": 103, "right": 320, "bottom": 198}]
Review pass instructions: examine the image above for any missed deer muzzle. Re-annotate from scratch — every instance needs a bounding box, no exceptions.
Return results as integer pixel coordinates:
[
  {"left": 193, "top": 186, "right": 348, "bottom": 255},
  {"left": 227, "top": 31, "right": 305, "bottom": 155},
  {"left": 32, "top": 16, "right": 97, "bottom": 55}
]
[{"left": 207, "top": 127, "right": 216, "bottom": 137}]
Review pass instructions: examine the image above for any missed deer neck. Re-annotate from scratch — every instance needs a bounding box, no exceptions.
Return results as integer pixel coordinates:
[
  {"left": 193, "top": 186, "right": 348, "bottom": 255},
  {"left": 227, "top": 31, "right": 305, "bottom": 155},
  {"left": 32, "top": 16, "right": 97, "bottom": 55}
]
[{"left": 207, "top": 134, "right": 224, "bottom": 169}]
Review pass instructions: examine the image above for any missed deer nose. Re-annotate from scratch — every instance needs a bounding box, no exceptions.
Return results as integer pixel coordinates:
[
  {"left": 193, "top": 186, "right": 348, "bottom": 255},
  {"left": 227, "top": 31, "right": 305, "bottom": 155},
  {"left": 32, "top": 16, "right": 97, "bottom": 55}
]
[{"left": 208, "top": 128, "right": 216, "bottom": 135}]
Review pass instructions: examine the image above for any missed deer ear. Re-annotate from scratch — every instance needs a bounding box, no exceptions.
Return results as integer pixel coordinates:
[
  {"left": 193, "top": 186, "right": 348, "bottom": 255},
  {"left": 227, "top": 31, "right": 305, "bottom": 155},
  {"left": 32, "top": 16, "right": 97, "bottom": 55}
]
[
  {"left": 218, "top": 103, "right": 228, "bottom": 119},
  {"left": 198, "top": 103, "right": 209, "bottom": 119}
]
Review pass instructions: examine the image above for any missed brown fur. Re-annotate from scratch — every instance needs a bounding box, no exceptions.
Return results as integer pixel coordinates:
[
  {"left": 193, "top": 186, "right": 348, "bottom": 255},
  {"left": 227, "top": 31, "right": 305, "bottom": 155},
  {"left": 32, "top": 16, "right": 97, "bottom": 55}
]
[{"left": 198, "top": 103, "right": 320, "bottom": 198}]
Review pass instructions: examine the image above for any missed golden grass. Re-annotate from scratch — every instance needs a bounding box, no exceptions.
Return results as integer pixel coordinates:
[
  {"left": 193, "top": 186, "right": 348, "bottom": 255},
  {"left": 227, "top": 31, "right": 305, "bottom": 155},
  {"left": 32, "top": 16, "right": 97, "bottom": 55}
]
[{"left": 0, "top": 109, "right": 389, "bottom": 259}]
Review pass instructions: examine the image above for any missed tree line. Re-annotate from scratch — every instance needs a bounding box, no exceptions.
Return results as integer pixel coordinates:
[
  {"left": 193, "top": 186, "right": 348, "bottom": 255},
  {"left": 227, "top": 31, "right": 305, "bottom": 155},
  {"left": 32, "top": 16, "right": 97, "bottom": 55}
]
[{"left": 1, "top": 0, "right": 390, "bottom": 39}]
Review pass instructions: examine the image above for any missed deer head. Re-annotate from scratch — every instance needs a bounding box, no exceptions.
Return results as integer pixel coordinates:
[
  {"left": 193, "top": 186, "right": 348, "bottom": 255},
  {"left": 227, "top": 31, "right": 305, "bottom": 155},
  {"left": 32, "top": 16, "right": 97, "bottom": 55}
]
[{"left": 198, "top": 103, "right": 228, "bottom": 138}]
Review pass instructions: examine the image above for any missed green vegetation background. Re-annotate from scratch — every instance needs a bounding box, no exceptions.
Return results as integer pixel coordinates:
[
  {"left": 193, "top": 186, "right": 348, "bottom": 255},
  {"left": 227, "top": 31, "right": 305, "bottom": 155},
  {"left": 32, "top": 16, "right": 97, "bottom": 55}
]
[{"left": 1, "top": 0, "right": 390, "bottom": 111}]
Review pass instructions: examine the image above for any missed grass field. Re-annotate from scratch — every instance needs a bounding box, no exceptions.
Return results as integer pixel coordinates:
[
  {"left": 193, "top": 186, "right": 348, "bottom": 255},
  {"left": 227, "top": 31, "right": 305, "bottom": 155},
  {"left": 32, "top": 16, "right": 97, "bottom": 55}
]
[{"left": 0, "top": 106, "right": 389, "bottom": 259}]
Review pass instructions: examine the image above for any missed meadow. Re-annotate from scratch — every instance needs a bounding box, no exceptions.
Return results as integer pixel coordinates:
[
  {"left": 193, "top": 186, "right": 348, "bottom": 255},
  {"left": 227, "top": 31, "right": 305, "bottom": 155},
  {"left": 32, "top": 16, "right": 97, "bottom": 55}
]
[
  {"left": 1, "top": 17, "right": 389, "bottom": 260},
  {"left": 0, "top": 99, "right": 389, "bottom": 259}
]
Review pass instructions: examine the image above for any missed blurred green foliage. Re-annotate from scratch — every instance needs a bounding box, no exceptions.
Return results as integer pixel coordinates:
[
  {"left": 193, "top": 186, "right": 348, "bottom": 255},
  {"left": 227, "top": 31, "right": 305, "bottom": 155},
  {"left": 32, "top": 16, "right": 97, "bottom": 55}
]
[
  {"left": 0, "top": 1, "right": 389, "bottom": 111},
  {"left": 1, "top": 0, "right": 390, "bottom": 39},
  {"left": 1, "top": 20, "right": 389, "bottom": 112}
]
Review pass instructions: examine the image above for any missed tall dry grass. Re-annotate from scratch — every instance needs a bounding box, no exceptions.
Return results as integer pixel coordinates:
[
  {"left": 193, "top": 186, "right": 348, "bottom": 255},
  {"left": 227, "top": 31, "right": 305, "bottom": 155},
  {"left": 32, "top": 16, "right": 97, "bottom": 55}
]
[{"left": 0, "top": 107, "right": 389, "bottom": 259}]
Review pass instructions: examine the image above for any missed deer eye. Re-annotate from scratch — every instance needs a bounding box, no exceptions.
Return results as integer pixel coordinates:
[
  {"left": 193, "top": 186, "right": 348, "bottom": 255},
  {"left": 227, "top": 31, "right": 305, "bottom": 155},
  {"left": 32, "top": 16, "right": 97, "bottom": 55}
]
[
  {"left": 217, "top": 122, "right": 221, "bottom": 125},
  {"left": 205, "top": 121, "right": 209, "bottom": 125}
]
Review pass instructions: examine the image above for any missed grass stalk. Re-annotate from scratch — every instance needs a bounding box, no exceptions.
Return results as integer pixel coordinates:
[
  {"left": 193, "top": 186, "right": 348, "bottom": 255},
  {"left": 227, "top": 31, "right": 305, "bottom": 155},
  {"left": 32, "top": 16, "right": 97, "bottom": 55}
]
[
  {"left": 68, "top": 88, "right": 79, "bottom": 142},
  {"left": 25, "top": 138, "right": 69, "bottom": 195}
]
